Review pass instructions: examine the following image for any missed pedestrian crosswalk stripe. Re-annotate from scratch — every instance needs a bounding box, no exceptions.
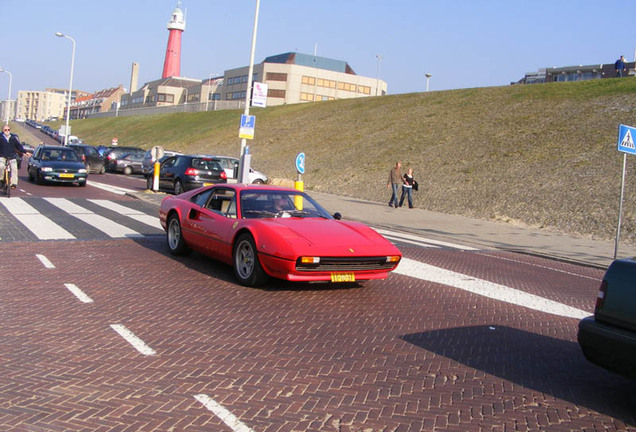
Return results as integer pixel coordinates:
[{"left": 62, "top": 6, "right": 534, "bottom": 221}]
[
  {"left": 88, "top": 180, "right": 137, "bottom": 195},
  {"left": 44, "top": 198, "right": 143, "bottom": 238},
  {"left": 375, "top": 228, "right": 477, "bottom": 250},
  {"left": 88, "top": 199, "right": 162, "bottom": 230},
  {"left": 0, "top": 198, "right": 75, "bottom": 240}
]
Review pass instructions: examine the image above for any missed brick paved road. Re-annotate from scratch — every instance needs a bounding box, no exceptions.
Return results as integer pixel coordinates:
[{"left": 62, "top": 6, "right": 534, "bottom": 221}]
[{"left": 1, "top": 235, "right": 634, "bottom": 431}]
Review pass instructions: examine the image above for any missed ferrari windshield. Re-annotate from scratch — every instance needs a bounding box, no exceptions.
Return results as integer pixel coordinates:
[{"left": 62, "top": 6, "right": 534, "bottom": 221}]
[{"left": 240, "top": 190, "right": 333, "bottom": 219}]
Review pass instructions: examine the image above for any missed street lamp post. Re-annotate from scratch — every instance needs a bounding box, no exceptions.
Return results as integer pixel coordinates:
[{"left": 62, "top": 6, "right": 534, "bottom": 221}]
[
  {"left": 55, "top": 32, "right": 76, "bottom": 145},
  {"left": 425, "top": 73, "right": 432, "bottom": 92},
  {"left": 376, "top": 54, "right": 383, "bottom": 96},
  {"left": 0, "top": 67, "right": 13, "bottom": 125},
  {"left": 238, "top": 0, "right": 260, "bottom": 184}
]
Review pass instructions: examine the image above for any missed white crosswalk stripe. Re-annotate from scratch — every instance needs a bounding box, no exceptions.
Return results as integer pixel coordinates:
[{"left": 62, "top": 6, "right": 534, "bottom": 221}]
[
  {"left": 0, "top": 197, "right": 75, "bottom": 240},
  {"left": 0, "top": 197, "right": 162, "bottom": 241},
  {"left": 45, "top": 198, "right": 143, "bottom": 238},
  {"left": 375, "top": 227, "right": 478, "bottom": 251}
]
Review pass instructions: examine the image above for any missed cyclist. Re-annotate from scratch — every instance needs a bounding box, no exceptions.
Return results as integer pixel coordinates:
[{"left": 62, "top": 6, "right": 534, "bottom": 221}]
[{"left": 0, "top": 124, "right": 31, "bottom": 189}]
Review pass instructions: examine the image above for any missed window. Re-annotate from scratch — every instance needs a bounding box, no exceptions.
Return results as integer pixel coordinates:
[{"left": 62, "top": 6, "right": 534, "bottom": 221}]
[
  {"left": 338, "top": 82, "right": 357, "bottom": 92},
  {"left": 266, "top": 72, "right": 288, "bottom": 82},
  {"left": 268, "top": 89, "right": 285, "bottom": 98},
  {"left": 157, "top": 93, "right": 174, "bottom": 103},
  {"left": 206, "top": 189, "right": 237, "bottom": 218},
  {"left": 358, "top": 85, "right": 371, "bottom": 95},
  {"left": 302, "top": 76, "right": 315, "bottom": 85},
  {"left": 300, "top": 92, "right": 315, "bottom": 102}
]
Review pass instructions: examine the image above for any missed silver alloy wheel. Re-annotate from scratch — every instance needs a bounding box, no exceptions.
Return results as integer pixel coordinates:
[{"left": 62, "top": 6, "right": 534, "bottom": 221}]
[
  {"left": 168, "top": 217, "right": 181, "bottom": 251},
  {"left": 235, "top": 238, "right": 255, "bottom": 280}
]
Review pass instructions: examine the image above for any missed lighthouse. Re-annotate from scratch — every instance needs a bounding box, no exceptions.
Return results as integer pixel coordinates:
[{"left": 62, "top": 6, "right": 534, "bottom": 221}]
[{"left": 162, "top": 3, "right": 186, "bottom": 79}]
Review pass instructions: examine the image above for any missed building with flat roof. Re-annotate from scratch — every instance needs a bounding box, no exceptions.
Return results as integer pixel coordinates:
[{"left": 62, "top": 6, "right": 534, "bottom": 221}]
[
  {"left": 16, "top": 90, "right": 66, "bottom": 122},
  {"left": 220, "top": 52, "right": 386, "bottom": 107},
  {"left": 516, "top": 61, "right": 636, "bottom": 84}
]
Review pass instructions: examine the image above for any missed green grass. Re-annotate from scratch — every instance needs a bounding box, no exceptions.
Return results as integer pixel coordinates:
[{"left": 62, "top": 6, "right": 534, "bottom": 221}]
[{"left": 35, "top": 78, "right": 636, "bottom": 243}]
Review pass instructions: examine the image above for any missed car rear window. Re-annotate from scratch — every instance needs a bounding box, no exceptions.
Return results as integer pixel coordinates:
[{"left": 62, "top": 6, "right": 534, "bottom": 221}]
[{"left": 192, "top": 159, "right": 221, "bottom": 171}]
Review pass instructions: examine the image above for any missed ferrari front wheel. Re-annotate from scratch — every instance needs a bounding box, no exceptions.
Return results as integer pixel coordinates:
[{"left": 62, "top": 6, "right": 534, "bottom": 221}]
[
  {"left": 233, "top": 233, "right": 268, "bottom": 287},
  {"left": 167, "top": 213, "right": 191, "bottom": 256}
]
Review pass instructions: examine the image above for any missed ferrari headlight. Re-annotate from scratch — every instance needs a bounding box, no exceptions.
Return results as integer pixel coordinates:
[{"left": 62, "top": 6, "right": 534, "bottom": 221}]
[{"left": 300, "top": 256, "right": 320, "bottom": 264}]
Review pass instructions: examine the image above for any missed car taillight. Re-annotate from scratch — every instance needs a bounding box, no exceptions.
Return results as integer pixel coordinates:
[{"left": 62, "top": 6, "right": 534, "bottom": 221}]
[
  {"left": 184, "top": 167, "right": 199, "bottom": 176},
  {"left": 594, "top": 279, "right": 608, "bottom": 313},
  {"left": 220, "top": 171, "right": 227, "bottom": 180}
]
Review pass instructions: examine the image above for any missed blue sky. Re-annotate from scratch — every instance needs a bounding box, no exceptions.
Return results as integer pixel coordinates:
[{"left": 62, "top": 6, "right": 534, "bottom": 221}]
[{"left": 2, "top": 0, "right": 635, "bottom": 99}]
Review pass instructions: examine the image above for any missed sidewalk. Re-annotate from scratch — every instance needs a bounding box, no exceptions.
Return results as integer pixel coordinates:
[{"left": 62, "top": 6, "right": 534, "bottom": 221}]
[{"left": 131, "top": 189, "right": 636, "bottom": 269}]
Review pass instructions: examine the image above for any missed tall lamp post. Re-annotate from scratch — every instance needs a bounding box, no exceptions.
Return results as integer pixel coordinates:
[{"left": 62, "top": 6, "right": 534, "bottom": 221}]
[
  {"left": 238, "top": 0, "right": 260, "bottom": 183},
  {"left": 375, "top": 54, "right": 383, "bottom": 96},
  {"left": 425, "top": 73, "right": 432, "bottom": 92},
  {"left": 55, "top": 32, "right": 76, "bottom": 145},
  {"left": 0, "top": 67, "right": 12, "bottom": 125}
]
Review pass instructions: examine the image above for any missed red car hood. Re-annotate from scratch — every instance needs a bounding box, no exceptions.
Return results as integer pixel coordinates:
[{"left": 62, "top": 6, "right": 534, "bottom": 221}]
[{"left": 256, "top": 218, "right": 398, "bottom": 257}]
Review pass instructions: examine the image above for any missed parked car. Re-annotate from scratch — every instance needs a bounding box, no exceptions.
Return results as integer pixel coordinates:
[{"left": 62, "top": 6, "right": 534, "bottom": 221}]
[
  {"left": 67, "top": 144, "right": 105, "bottom": 174},
  {"left": 15, "top": 142, "right": 34, "bottom": 169},
  {"left": 27, "top": 145, "right": 87, "bottom": 186},
  {"left": 142, "top": 149, "right": 182, "bottom": 177},
  {"left": 159, "top": 184, "right": 402, "bottom": 287},
  {"left": 103, "top": 146, "right": 146, "bottom": 173},
  {"left": 115, "top": 152, "right": 145, "bottom": 175},
  {"left": 200, "top": 155, "right": 268, "bottom": 184},
  {"left": 578, "top": 258, "right": 636, "bottom": 379},
  {"left": 149, "top": 155, "right": 226, "bottom": 194}
]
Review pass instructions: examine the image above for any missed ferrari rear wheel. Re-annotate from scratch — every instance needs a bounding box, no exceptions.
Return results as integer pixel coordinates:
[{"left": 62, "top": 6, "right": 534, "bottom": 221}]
[
  {"left": 167, "top": 213, "right": 191, "bottom": 256},
  {"left": 233, "top": 233, "right": 268, "bottom": 287}
]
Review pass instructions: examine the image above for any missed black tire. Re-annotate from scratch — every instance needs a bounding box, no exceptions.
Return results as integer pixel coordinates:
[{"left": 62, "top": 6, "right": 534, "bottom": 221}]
[
  {"left": 173, "top": 179, "right": 184, "bottom": 195},
  {"left": 36, "top": 171, "right": 45, "bottom": 185},
  {"left": 166, "top": 213, "right": 191, "bottom": 256},
  {"left": 28, "top": 169, "right": 34, "bottom": 182},
  {"left": 79, "top": 180, "right": 87, "bottom": 187},
  {"left": 233, "top": 233, "right": 268, "bottom": 287},
  {"left": 123, "top": 166, "right": 133, "bottom": 175},
  {"left": 252, "top": 179, "right": 264, "bottom": 184},
  {"left": 99, "top": 166, "right": 105, "bottom": 174}
]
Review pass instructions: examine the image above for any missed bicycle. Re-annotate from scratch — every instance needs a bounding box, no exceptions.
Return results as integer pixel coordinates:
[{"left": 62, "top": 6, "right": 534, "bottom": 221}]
[{"left": 0, "top": 158, "right": 15, "bottom": 198}]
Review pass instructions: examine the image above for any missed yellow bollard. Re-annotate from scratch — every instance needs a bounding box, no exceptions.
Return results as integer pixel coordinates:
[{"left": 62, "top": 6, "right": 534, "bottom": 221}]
[
  {"left": 294, "top": 180, "right": 304, "bottom": 210},
  {"left": 152, "top": 162, "right": 160, "bottom": 191}
]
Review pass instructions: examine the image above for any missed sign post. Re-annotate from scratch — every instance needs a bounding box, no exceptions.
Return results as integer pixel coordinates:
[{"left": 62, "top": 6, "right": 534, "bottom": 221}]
[
  {"left": 150, "top": 146, "right": 165, "bottom": 192},
  {"left": 614, "top": 124, "right": 636, "bottom": 258},
  {"left": 295, "top": 152, "right": 305, "bottom": 209}
]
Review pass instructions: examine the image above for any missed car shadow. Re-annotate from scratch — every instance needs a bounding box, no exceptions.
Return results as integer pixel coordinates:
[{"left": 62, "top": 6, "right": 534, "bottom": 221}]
[
  {"left": 132, "top": 236, "right": 366, "bottom": 292},
  {"left": 401, "top": 325, "right": 636, "bottom": 425}
]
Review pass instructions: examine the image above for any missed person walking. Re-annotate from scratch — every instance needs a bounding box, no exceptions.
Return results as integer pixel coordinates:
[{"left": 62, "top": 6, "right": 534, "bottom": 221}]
[
  {"left": 399, "top": 167, "right": 416, "bottom": 208},
  {"left": 0, "top": 125, "right": 30, "bottom": 189},
  {"left": 615, "top": 55, "right": 627, "bottom": 77},
  {"left": 387, "top": 161, "right": 402, "bottom": 208}
]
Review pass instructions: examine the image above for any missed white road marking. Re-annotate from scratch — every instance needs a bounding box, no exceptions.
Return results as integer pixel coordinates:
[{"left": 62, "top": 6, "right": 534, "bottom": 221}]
[
  {"left": 44, "top": 198, "right": 142, "bottom": 238},
  {"left": 375, "top": 228, "right": 478, "bottom": 250},
  {"left": 395, "top": 257, "right": 589, "bottom": 319},
  {"left": 88, "top": 180, "right": 137, "bottom": 195},
  {"left": 194, "top": 394, "right": 255, "bottom": 432},
  {"left": 110, "top": 324, "right": 156, "bottom": 356},
  {"left": 0, "top": 198, "right": 75, "bottom": 240},
  {"left": 36, "top": 254, "right": 55, "bottom": 269},
  {"left": 64, "top": 283, "right": 93, "bottom": 303},
  {"left": 88, "top": 199, "right": 162, "bottom": 229}
]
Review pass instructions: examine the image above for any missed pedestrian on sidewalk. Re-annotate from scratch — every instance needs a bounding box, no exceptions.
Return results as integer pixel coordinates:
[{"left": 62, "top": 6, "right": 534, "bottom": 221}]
[
  {"left": 387, "top": 161, "right": 402, "bottom": 208},
  {"left": 399, "top": 167, "right": 416, "bottom": 208}
]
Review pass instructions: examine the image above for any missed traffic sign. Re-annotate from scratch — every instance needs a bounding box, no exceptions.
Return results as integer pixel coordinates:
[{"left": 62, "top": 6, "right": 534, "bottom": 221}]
[
  {"left": 239, "top": 115, "right": 255, "bottom": 139},
  {"left": 618, "top": 124, "right": 636, "bottom": 154},
  {"left": 295, "top": 152, "right": 305, "bottom": 174}
]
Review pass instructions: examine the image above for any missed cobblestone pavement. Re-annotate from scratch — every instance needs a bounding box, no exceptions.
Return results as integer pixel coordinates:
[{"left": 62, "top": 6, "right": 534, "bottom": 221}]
[{"left": 1, "top": 235, "right": 634, "bottom": 431}]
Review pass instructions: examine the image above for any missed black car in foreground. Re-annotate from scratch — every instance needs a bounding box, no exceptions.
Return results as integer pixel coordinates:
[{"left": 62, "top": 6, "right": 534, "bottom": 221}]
[
  {"left": 27, "top": 145, "right": 87, "bottom": 186},
  {"left": 149, "top": 155, "right": 227, "bottom": 194},
  {"left": 578, "top": 258, "right": 636, "bottom": 379}
]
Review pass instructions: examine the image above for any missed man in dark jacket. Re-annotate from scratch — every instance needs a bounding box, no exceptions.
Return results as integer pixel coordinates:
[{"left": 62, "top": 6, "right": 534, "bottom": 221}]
[
  {"left": 615, "top": 55, "right": 627, "bottom": 77},
  {"left": 0, "top": 124, "right": 31, "bottom": 188}
]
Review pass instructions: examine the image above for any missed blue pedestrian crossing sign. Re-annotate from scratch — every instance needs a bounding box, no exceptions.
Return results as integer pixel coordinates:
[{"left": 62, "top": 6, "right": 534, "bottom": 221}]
[{"left": 618, "top": 124, "right": 636, "bottom": 155}]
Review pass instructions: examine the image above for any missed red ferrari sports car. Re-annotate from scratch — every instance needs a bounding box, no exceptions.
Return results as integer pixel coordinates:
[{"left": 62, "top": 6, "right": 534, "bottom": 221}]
[{"left": 159, "top": 184, "right": 402, "bottom": 287}]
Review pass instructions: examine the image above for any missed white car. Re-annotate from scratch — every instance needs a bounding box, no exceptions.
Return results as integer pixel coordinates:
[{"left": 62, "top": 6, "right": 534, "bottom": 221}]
[{"left": 199, "top": 155, "right": 267, "bottom": 184}]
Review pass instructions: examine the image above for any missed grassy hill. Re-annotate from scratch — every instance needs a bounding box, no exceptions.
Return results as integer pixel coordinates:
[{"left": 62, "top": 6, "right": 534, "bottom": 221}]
[{"left": 27, "top": 78, "right": 636, "bottom": 244}]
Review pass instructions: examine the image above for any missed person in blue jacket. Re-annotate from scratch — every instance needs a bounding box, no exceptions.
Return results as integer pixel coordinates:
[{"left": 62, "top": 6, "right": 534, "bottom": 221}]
[
  {"left": 615, "top": 55, "right": 627, "bottom": 77},
  {"left": 0, "top": 125, "right": 31, "bottom": 188}
]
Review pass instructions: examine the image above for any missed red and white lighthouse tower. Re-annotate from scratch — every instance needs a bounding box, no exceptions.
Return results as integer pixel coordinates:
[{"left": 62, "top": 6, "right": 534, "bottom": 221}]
[{"left": 162, "top": 3, "right": 186, "bottom": 79}]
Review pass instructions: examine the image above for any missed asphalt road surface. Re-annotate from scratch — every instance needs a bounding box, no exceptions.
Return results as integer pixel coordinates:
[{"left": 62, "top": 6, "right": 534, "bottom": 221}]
[{"left": 0, "top": 161, "right": 634, "bottom": 431}]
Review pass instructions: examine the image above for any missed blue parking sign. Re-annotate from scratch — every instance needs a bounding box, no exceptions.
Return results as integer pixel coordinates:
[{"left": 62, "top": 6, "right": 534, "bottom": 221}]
[{"left": 618, "top": 124, "right": 636, "bottom": 154}]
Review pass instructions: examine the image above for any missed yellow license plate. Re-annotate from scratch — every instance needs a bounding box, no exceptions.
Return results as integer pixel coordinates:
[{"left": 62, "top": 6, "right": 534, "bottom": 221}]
[
  {"left": 331, "top": 272, "right": 355, "bottom": 282},
  {"left": 203, "top": 182, "right": 214, "bottom": 186},
  {"left": 59, "top": 173, "right": 74, "bottom": 178}
]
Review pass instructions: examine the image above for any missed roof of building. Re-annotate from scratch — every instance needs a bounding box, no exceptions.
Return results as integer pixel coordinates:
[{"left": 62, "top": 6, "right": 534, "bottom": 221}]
[{"left": 263, "top": 52, "right": 356, "bottom": 75}]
